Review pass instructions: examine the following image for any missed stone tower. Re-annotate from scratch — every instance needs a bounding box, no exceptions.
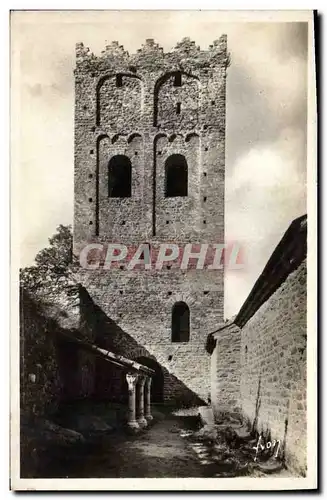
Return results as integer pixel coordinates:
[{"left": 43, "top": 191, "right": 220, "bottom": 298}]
[{"left": 74, "top": 37, "right": 229, "bottom": 404}]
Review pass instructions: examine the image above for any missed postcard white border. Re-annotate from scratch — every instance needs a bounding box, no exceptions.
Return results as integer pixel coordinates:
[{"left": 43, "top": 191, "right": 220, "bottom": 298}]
[{"left": 10, "top": 8, "right": 317, "bottom": 492}]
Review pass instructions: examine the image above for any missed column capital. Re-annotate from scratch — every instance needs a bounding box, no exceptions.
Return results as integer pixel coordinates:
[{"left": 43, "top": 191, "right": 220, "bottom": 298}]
[
  {"left": 137, "top": 374, "right": 147, "bottom": 386},
  {"left": 126, "top": 372, "right": 140, "bottom": 432},
  {"left": 126, "top": 372, "right": 139, "bottom": 390}
]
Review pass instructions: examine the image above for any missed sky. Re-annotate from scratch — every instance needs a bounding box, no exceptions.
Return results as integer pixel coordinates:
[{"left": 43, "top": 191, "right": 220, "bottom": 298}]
[{"left": 12, "top": 11, "right": 309, "bottom": 318}]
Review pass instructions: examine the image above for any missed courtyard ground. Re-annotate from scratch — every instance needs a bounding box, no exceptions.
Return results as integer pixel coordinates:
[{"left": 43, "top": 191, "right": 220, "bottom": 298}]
[
  {"left": 41, "top": 409, "right": 207, "bottom": 478},
  {"left": 30, "top": 404, "right": 295, "bottom": 479}
]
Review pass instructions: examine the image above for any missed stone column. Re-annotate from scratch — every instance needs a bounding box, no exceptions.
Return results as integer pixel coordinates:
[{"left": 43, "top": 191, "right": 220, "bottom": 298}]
[
  {"left": 126, "top": 373, "right": 139, "bottom": 430},
  {"left": 144, "top": 376, "right": 153, "bottom": 421},
  {"left": 136, "top": 375, "right": 148, "bottom": 428}
]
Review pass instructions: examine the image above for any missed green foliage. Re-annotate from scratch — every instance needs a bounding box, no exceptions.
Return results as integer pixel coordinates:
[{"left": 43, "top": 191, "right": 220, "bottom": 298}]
[{"left": 20, "top": 225, "right": 75, "bottom": 296}]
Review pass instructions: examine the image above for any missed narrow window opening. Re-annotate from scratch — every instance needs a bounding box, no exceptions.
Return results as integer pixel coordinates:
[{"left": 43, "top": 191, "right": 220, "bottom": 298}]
[
  {"left": 176, "top": 102, "right": 181, "bottom": 115},
  {"left": 174, "top": 72, "right": 182, "bottom": 87},
  {"left": 165, "top": 154, "right": 188, "bottom": 197},
  {"left": 168, "top": 355, "right": 173, "bottom": 361},
  {"left": 139, "top": 244, "right": 151, "bottom": 263},
  {"left": 203, "top": 196, "right": 207, "bottom": 202},
  {"left": 108, "top": 155, "right": 132, "bottom": 198},
  {"left": 89, "top": 198, "right": 93, "bottom": 202},
  {"left": 116, "top": 74, "right": 123, "bottom": 87},
  {"left": 172, "top": 302, "right": 190, "bottom": 343},
  {"left": 89, "top": 174, "right": 93, "bottom": 179}
]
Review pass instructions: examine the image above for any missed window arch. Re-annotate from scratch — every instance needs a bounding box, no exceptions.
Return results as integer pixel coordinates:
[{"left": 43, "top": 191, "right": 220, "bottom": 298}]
[
  {"left": 171, "top": 302, "right": 190, "bottom": 342},
  {"left": 165, "top": 154, "right": 188, "bottom": 197},
  {"left": 108, "top": 155, "right": 132, "bottom": 198}
]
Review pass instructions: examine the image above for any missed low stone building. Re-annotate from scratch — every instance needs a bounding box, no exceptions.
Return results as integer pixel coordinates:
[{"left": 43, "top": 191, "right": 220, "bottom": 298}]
[
  {"left": 20, "top": 285, "right": 156, "bottom": 425},
  {"left": 207, "top": 214, "right": 307, "bottom": 475},
  {"left": 20, "top": 284, "right": 157, "bottom": 476}
]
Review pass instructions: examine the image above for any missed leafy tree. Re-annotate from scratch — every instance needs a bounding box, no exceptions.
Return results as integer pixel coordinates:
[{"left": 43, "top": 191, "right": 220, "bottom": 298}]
[{"left": 20, "top": 225, "right": 75, "bottom": 296}]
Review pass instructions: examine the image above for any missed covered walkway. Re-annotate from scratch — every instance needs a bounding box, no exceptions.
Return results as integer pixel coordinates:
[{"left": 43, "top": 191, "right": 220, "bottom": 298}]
[{"left": 59, "top": 331, "right": 155, "bottom": 430}]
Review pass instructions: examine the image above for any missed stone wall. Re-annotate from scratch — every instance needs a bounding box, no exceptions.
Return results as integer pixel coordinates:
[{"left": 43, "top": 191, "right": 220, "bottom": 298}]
[
  {"left": 77, "top": 268, "right": 223, "bottom": 404},
  {"left": 73, "top": 36, "right": 228, "bottom": 250},
  {"left": 210, "top": 258, "right": 307, "bottom": 474},
  {"left": 97, "top": 134, "right": 146, "bottom": 240},
  {"left": 97, "top": 74, "right": 143, "bottom": 131},
  {"left": 20, "top": 287, "right": 98, "bottom": 416},
  {"left": 209, "top": 216, "right": 307, "bottom": 475},
  {"left": 240, "top": 259, "right": 307, "bottom": 475},
  {"left": 154, "top": 72, "right": 200, "bottom": 129},
  {"left": 210, "top": 323, "right": 241, "bottom": 417},
  {"left": 20, "top": 291, "right": 62, "bottom": 417}
]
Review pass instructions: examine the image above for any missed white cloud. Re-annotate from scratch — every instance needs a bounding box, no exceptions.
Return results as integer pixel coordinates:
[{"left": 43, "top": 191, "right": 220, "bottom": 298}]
[{"left": 224, "top": 128, "right": 307, "bottom": 318}]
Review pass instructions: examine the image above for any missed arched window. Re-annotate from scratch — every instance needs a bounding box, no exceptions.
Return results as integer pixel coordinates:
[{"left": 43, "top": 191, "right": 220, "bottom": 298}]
[
  {"left": 165, "top": 154, "right": 188, "bottom": 197},
  {"left": 171, "top": 302, "right": 190, "bottom": 342},
  {"left": 108, "top": 155, "right": 132, "bottom": 198},
  {"left": 174, "top": 72, "right": 182, "bottom": 87}
]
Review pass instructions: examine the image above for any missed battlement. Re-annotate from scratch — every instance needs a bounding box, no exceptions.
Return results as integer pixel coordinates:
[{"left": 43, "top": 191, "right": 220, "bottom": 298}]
[{"left": 75, "top": 36, "right": 229, "bottom": 73}]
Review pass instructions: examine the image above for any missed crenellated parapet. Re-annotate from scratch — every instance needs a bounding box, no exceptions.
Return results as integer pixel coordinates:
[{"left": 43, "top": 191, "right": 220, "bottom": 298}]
[{"left": 75, "top": 35, "right": 230, "bottom": 74}]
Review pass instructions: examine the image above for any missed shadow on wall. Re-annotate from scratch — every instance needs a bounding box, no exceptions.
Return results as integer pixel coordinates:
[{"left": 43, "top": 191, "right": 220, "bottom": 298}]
[
  {"left": 252, "top": 376, "right": 261, "bottom": 434},
  {"left": 250, "top": 375, "right": 291, "bottom": 468},
  {"left": 79, "top": 287, "right": 205, "bottom": 407}
]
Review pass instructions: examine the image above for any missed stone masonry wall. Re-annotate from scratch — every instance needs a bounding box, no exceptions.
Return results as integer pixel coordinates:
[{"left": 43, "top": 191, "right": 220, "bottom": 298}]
[
  {"left": 210, "top": 323, "right": 241, "bottom": 417},
  {"left": 79, "top": 285, "right": 205, "bottom": 406},
  {"left": 240, "top": 259, "right": 307, "bottom": 475},
  {"left": 20, "top": 287, "right": 98, "bottom": 416},
  {"left": 74, "top": 36, "right": 228, "bottom": 251},
  {"left": 97, "top": 74, "right": 143, "bottom": 131},
  {"left": 155, "top": 72, "right": 200, "bottom": 129},
  {"left": 77, "top": 267, "right": 224, "bottom": 404},
  {"left": 20, "top": 291, "right": 62, "bottom": 417}
]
